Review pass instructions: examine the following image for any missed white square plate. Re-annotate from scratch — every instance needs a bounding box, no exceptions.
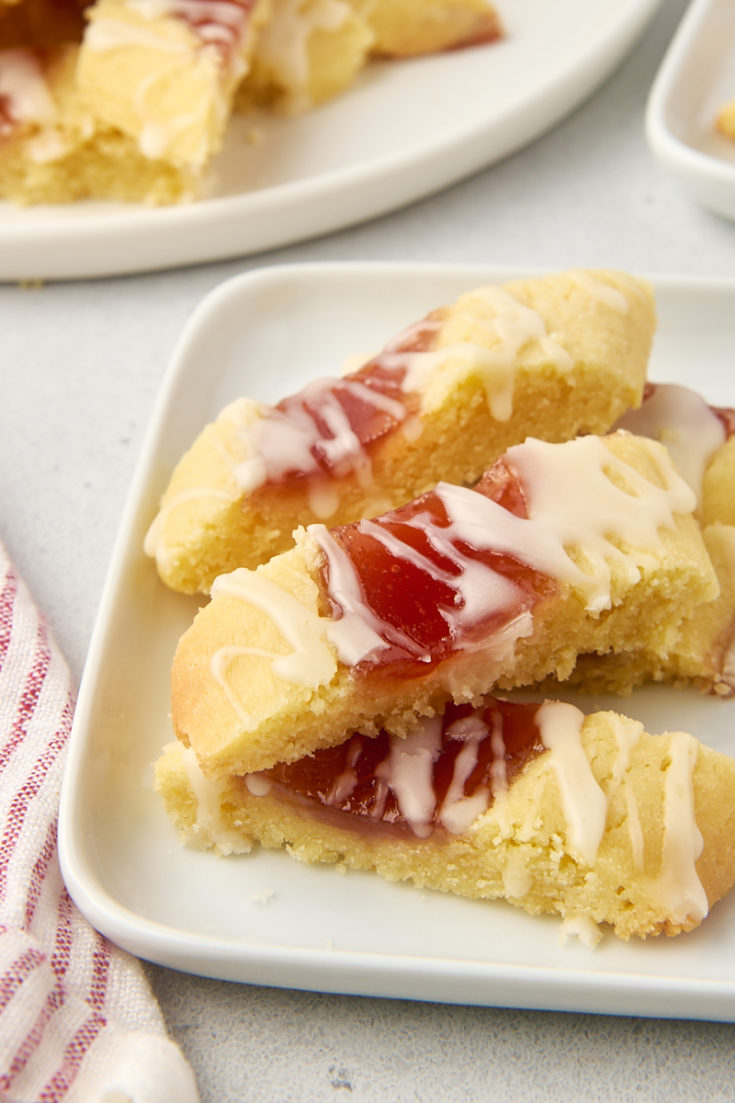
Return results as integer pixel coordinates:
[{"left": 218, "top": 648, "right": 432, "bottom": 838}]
[
  {"left": 59, "top": 263, "right": 735, "bottom": 1021},
  {"left": 0, "top": 0, "right": 662, "bottom": 281},
  {"left": 646, "top": 0, "right": 735, "bottom": 220}
]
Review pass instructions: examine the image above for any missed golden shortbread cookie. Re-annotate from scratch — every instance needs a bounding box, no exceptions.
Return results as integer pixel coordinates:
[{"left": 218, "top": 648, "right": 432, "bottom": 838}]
[
  {"left": 145, "top": 269, "right": 656, "bottom": 594},
  {"left": 169, "top": 431, "right": 718, "bottom": 780},
  {"left": 155, "top": 697, "right": 735, "bottom": 941}
]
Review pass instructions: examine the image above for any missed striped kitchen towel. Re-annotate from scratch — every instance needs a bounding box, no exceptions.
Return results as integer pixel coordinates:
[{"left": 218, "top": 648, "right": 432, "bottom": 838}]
[{"left": 0, "top": 542, "right": 198, "bottom": 1103}]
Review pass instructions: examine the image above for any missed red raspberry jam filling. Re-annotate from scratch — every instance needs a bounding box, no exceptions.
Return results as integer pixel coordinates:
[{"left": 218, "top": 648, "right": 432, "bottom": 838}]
[
  {"left": 245, "top": 313, "right": 441, "bottom": 488},
  {"left": 245, "top": 698, "right": 545, "bottom": 839},
  {"left": 318, "top": 458, "right": 553, "bottom": 679}
]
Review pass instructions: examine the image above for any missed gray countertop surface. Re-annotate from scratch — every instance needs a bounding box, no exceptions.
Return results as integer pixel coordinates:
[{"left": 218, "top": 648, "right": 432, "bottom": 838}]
[{"left": 3, "top": 1, "right": 735, "bottom": 1098}]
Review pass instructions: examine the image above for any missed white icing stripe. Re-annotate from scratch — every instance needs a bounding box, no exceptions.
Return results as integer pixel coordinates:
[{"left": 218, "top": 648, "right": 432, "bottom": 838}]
[
  {"left": 623, "top": 776, "right": 645, "bottom": 874},
  {"left": 438, "top": 736, "right": 491, "bottom": 836},
  {"left": 614, "top": 383, "right": 726, "bottom": 506},
  {"left": 127, "top": 0, "right": 250, "bottom": 21},
  {"left": 305, "top": 530, "right": 396, "bottom": 666},
  {"left": 200, "top": 697, "right": 709, "bottom": 931},
  {"left": 0, "top": 50, "right": 58, "bottom": 132},
  {"left": 233, "top": 376, "right": 406, "bottom": 503},
  {"left": 211, "top": 567, "right": 336, "bottom": 690},
  {"left": 250, "top": 0, "right": 352, "bottom": 101},
  {"left": 400, "top": 284, "right": 574, "bottom": 419},
  {"left": 85, "top": 19, "right": 193, "bottom": 54},
  {"left": 374, "top": 717, "right": 442, "bottom": 838},
  {"left": 87, "top": 1, "right": 253, "bottom": 56},
  {"left": 124, "top": 0, "right": 250, "bottom": 37},
  {"left": 504, "top": 434, "right": 696, "bottom": 612},
  {"left": 655, "top": 731, "right": 707, "bottom": 925},
  {"left": 144, "top": 485, "right": 233, "bottom": 565},
  {"left": 538, "top": 701, "right": 608, "bottom": 867},
  {"left": 568, "top": 269, "right": 630, "bottom": 312},
  {"left": 181, "top": 746, "right": 246, "bottom": 852}
]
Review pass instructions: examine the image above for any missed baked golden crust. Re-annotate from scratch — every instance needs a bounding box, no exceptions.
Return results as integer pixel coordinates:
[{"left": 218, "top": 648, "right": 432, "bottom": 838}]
[
  {"left": 357, "top": 0, "right": 502, "bottom": 57},
  {"left": 154, "top": 704, "right": 735, "bottom": 941},
  {"left": 703, "top": 435, "right": 735, "bottom": 528},
  {"left": 145, "top": 269, "right": 656, "bottom": 594},
  {"left": 169, "top": 431, "right": 718, "bottom": 779}
]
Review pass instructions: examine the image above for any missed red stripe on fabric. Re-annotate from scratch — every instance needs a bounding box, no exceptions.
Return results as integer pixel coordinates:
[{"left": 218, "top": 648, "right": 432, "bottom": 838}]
[
  {"left": 31, "top": 935, "right": 116, "bottom": 1101},
  {"left": 36, "top": 1010, "right": 108, "bottom": 1103},
  {"left": 0, "top": 569, "right": 18, "bottom": 672},
  {"left": 0, "top": 889, "right": 78, "bottom": 1096},
  {"left": 32, "top": 933, "right": 115, "bottom": 1102},
  {"left": 0, "top": 692, "right": 73, "bottom": 905},
  {"left": 0, "top": 619, "right": 52, "bottom": 778},
  {"left": 23, "top": 819, "right": 59, "bottom": 932},
  {"left": 51, "top": 887, "right": 74, "bottom": 981},
  {"left": 88, "top": 931, "right": 112, "bottom": 1012},
  {"left": 0, "top": 940, "right": 46, "bottom": 1013},
  {"left": 0, "top": 983, "right": 66, "bottom": 1096},
  {"left": 24, "top": 818, "right": 59, "bottom": 930}
]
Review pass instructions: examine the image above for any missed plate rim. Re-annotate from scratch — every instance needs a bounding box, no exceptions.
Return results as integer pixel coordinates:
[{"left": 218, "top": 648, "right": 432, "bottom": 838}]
[{"left": 645, "top": 0, "right": 735, "bottom": 216}]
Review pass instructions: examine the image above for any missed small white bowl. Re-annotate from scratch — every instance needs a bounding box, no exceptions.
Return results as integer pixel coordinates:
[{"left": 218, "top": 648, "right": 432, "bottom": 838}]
[{"left": 646, "top": 0, "right": 735, "bottom": 220}]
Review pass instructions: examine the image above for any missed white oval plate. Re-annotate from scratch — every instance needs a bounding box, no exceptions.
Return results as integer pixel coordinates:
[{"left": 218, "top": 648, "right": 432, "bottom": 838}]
[
  {"left": 646, "top": 0, "right": 735, "bottom": 220},
  {"left": 0, "top": 0, "right": 662, "bottom": 282},
  {"left": 59, "top": 261, "right": 735, "bottom": 1021}
]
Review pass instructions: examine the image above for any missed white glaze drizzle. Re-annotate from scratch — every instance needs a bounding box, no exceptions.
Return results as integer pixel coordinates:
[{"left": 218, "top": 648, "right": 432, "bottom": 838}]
[
  {"left": 95, "top": 0, "right": 252, "bottom": 48},
  {"left": 181, "top": 746, "right": 247, "bottom": 853},
  {"left": 614, "top": 383, "right": 726, "bottom": 506},
  {"left": 143, "top": 485, "right": 234, "bottom": 568},
  {"left": 398, "top": 285, "right": 574, "bottom": 419},
  {"left": 84, "top": 18, "right": 193, "bottom": 54},
  {"left": 325, "top": 736, "right": 361, "bottom": 805},
  {"left": 303, "top": 530, "right": 394, "bottom": 666},
  {"left": 233, "top": 377, "right": 406, "bottom": 517},
  {"left": 211, "top": 566, "right": 336, "bottom": 699},
  {"left": 312, "top": 434, "right": 695, "bottom": 668},
  {"left": 536, "top": 708, "right": 706, "bottom": 924},
  {"left": 0, "top": 50, "right": 57, "bottom": 136},
  {"left": 501, "top": 852, "right": 533, "bottom": 900},
  {"left": 251, "top": 0, "right": 352, "bottom": 106},
  {"left": 312, "top": 506, "right": 528, "bottom": 668},
  {"left": 504, "top": 434, "right": 696, "bottom": 611},
  {"left": 568, "top": 269, "right": 630, "bottom": 313},
  {"left": 559, "top": 915, "right": 603, "bottom": 949},
  {"left": 653, "top": 731, "right": 707, "bottom": 925},
  {"left": 244, "top": 772, "right": 271, "bottom": 796},
  {"left": 438, "top": 736, "right": 492, "bottom": 835},
  {"left": 537, "top": 701, "right": 607, "bottom": 867},
  {"left": 373, "top": 717, "right": 442, "bottom": 838}
]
